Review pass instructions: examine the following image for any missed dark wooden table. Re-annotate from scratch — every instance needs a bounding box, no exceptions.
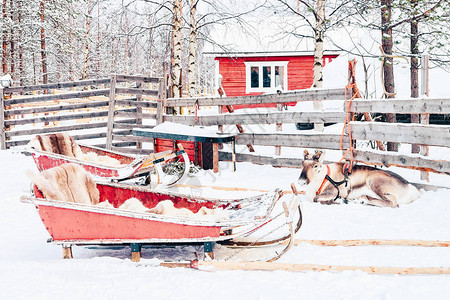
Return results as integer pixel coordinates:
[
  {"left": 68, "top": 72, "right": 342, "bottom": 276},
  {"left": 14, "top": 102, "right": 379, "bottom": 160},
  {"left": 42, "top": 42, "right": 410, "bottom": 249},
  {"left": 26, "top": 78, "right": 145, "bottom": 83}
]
[{"left": 133, "top": 128, "right": 236, "bottom": 173}]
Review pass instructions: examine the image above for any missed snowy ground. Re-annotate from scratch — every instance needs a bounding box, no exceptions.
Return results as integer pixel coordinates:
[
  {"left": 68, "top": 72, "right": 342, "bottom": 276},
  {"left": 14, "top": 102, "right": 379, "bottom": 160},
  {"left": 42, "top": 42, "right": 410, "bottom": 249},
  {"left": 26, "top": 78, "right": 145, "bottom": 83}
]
[{"left": 1, "top": 148, "right": 450, "bottom": 300}]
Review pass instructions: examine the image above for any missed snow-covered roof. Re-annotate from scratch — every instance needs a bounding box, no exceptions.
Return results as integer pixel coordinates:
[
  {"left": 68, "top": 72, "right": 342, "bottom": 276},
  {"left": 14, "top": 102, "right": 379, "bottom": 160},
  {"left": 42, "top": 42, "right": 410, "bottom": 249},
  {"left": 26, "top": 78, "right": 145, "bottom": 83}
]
[{"left": 203, "top": 50, "right": 341, "bottom": 58}]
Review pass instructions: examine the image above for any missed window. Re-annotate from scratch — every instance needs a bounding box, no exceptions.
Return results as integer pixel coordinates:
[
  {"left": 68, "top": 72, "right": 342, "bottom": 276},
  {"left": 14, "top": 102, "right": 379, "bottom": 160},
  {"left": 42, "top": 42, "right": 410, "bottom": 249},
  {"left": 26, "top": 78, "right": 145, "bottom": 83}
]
[
  {"left": 244, "top": 61, "right": 288, "bottom": 93},
  {"left": 250, "top": 66, "right": 259, "bottom": 88}
]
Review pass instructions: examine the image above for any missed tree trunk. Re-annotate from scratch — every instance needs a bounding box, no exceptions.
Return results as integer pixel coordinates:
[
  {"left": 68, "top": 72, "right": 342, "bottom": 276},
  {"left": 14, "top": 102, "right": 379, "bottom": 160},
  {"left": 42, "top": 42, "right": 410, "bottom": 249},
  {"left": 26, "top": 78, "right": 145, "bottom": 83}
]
[
  {"left": 18, "top": 0, "right": 23, "bottom": 86},
  {"left": 2, "top": 0, "right": 7, "bottom": 74},
  {"left": 313, "top": 0, "right": 325, "bottom": 131},
  {"left": 68, "top": 3, "right": 73, "bottom": 81},
  {"left": 40, "top": 0, "right": 48, "bottom": 86},
  {"left": 9, "top": 0, "right": 14, "bottom": 78},
  {"left": 82, "top": 0, "right": 94, "bottom": 80},
  {"left": 188, "top": 0, "right": 197, "bottom": 97},
  {"left": 380, "top": 0, "right": 397, "bottom": 151},
  {"left": 171, "top": 0, "right": 182, "bottom": 99},
  {"left": 313, "top": 0, "right": 324, "bottom": 89},
  {"left": 410, "top": 0, "right": 420, "bottom": 153}
]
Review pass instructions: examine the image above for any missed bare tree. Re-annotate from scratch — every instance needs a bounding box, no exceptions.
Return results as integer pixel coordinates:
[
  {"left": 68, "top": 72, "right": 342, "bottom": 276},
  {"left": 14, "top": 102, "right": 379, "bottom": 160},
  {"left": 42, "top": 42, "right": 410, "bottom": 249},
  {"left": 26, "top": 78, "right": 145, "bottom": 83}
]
[
  {"left": 2, "top": 0, "right": 8, "bottom": 74},
  {"left": 82, "top": 0, "right": 95, "bottom": 80},
  {"left": 188, "top": 0, "right": 198, "bottom": 96},
  {"left": 40, "top": 0, "right": 48, "bottom": 85},
  {"left": 171, "top": 0, "right": 182, "bottom": 98}
]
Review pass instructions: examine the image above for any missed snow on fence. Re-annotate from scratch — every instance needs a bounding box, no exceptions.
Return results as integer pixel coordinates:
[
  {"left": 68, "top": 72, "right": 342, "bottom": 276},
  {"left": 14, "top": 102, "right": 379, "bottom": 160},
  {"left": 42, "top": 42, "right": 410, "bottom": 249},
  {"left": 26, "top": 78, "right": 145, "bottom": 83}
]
[{"left": 1, "top": 75, "right": 449, "bottom": 176}]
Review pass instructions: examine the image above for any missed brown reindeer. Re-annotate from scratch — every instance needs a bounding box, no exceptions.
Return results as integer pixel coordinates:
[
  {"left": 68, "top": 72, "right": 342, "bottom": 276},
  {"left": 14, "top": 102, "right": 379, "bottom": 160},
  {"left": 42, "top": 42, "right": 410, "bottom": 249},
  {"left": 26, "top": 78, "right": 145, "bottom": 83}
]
[{"left": 298, "top": 150, "right": 421, "bottom": 208}]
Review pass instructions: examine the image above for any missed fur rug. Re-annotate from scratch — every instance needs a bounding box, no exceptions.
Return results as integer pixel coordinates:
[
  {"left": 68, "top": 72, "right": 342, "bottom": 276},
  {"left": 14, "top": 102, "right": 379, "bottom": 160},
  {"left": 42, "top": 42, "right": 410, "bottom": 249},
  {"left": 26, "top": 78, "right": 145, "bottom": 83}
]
[
  {"left": 95, "top": 198, "right": 229, "bottom": 221},
  {"left": 28, "top": 163, "right": 99, "bottom": 205},
  {"left": 29, "top": 133, "right": 122, "bottom": 167}
]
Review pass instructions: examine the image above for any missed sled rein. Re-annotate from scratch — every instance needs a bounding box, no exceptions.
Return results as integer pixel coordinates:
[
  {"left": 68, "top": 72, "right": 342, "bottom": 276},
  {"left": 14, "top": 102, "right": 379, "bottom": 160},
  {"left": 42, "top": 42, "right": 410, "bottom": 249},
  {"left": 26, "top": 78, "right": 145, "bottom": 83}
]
[{"left": 316, "top": 165, "right": 349, "bottom": 201}]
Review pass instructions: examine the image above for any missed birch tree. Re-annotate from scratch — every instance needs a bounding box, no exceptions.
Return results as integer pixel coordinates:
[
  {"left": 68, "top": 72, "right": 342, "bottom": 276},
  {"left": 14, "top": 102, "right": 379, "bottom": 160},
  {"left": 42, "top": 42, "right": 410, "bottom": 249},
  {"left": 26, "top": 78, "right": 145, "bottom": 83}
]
[
  {"left": 188, "top": 0, "right": 198, "bottom": 96},
  {"left": 171, "top": 0, "right": 182, "bottom": 98}
]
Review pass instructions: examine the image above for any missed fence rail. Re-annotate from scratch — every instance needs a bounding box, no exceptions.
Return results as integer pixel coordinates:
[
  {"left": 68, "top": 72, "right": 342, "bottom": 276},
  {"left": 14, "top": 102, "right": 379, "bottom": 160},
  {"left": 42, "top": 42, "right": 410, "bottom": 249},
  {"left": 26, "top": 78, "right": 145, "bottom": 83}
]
[
  {"left": 164, "top": 87, "right": 350, "bottom": 107},
  {"left": 1, "top": 74, "right": 449, "bottom": 179}
]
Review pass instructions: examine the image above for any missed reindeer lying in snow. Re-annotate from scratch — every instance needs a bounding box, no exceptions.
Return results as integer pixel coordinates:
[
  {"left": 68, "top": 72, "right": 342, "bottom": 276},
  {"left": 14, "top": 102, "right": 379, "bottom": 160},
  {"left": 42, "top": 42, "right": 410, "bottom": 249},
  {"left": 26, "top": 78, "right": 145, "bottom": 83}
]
[{"left": 298, "top": 150, "right": 421, "bottom": 208}]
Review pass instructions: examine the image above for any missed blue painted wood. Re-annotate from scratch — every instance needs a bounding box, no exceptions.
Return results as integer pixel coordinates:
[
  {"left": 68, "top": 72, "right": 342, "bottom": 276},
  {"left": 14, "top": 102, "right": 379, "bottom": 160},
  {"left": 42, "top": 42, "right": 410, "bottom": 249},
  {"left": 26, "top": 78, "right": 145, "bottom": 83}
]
[
  {"left": 133, "top": 129, "right": 236, "bottom": 144},
  {"left": 203, "top": 241, "right": 215, "bottom": 253},
  {"left": 130, "top": 243, "right": 142, "bottom": 252}
]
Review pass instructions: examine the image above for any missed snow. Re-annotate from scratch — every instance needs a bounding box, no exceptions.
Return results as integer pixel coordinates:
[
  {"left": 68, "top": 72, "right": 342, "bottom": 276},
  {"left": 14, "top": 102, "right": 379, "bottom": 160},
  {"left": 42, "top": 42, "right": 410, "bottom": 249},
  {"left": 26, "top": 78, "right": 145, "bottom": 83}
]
[
  {"left": 1, "top": 148, "right": 450, "bottom": 299},
  {"left": 148, "top": 122, "right": 232, "bottom": 138}
]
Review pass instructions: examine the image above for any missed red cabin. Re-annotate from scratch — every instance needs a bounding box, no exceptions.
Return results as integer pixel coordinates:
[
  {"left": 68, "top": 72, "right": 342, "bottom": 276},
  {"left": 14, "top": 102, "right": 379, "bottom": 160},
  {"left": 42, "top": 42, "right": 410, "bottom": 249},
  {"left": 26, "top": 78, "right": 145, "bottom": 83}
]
[{"left": 209, "top": 51, "right": 339, "bottom": 109}]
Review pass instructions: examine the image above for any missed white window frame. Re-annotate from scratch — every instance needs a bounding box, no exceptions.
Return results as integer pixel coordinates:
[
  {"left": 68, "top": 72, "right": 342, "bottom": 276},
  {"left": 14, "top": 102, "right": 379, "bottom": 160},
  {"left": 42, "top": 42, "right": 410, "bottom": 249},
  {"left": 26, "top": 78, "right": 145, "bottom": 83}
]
[{"left": 244, "top": 61, "right": 288, "bottom": 94}]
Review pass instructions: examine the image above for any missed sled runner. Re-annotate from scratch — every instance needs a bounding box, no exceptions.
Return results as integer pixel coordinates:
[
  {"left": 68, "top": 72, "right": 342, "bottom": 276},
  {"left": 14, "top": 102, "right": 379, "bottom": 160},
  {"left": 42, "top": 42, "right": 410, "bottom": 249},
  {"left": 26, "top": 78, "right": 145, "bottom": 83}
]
[{"left": 24, "top": 133, "right": 191, "bottom": 185}]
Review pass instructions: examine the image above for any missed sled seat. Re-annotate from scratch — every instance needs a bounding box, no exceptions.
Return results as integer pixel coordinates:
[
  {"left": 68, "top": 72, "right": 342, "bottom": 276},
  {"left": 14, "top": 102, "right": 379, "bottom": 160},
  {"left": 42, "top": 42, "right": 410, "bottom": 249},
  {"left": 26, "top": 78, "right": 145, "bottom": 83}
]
[{"left": 30, "top": 163, "right": 100, "bottom": 205}]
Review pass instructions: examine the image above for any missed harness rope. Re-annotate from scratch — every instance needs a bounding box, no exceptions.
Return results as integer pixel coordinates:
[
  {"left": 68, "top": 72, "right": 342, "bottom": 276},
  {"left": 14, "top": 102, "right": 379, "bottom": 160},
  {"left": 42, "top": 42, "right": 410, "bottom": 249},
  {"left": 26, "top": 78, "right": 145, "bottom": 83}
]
[{"left": 316, "top": 165, "right": 349, "bottom": 201}]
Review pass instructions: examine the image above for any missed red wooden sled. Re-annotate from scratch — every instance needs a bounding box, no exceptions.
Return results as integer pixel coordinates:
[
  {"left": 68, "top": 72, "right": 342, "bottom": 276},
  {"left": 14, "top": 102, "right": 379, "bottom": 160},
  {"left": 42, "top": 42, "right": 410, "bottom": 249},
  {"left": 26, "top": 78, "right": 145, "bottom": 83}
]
[
  {"left": 21, "top": 182, "right": 286, "bottom": 244},
  {"left": 24, "top": 143, "right": 190, "bottom": 185}
]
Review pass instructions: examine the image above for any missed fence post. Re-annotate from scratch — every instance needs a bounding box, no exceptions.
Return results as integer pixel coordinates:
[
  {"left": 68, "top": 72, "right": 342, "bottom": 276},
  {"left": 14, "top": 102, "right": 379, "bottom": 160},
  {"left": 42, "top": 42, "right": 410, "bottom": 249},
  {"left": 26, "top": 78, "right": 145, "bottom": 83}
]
[
  {"left": 420, "top": 55, "right": 430, "bottom": 181},
  {"left": 275, "top": 103, "right": 283, "bottom": 156},
  {"left": 0, "top": 87, "right": 6, "bottom": 150},
  {"left": 156, "top": 77, "right": 166, "bottom": 125},
  {"left": 135, "top": 81, "right": 143, "bottom": 150},
  {"left": 218, "top": 105, "right": 223, "bottom": 150},
  {"left": 105, "top": 75, "right": 117, "bottom": 150}
]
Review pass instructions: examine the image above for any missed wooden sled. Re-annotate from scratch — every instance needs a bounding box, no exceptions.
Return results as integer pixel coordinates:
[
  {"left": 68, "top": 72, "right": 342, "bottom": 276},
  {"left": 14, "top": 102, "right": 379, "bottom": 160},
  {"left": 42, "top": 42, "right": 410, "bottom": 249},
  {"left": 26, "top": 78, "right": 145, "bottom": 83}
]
[
  {"left": 24, "top": 141, "right": 191, "bottom": 186},
  {"left": 20, "top": 178, "right": 303, "bottom": 260}
]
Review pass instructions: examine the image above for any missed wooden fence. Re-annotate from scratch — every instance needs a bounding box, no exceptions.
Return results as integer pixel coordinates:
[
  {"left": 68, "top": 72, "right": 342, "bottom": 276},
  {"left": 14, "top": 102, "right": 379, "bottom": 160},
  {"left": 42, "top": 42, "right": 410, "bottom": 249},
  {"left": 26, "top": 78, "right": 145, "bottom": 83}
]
[
  {"left": 0, "top": 74, "right": 162, "bottom": 151},
  {"left": 161, "top": 91, "right": 450, "bottom": 175},
  {"left": 1, "top": 75, "right": 449, "bottom": 177}
]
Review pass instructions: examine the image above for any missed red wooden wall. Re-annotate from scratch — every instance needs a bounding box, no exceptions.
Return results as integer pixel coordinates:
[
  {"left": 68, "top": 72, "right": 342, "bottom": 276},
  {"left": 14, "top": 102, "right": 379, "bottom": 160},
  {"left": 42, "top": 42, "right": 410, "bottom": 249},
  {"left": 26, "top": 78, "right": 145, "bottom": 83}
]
[{"left": 216, "top": 54, "right": 338, "bottom": 109}]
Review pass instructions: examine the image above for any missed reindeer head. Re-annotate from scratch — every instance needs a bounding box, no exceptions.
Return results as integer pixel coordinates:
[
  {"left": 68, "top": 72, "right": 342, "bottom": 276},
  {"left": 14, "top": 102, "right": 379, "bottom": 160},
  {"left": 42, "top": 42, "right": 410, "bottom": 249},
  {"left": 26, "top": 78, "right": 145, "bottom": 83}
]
[{"left": 298, "top": 150, "right": 324, "bottom": 186}]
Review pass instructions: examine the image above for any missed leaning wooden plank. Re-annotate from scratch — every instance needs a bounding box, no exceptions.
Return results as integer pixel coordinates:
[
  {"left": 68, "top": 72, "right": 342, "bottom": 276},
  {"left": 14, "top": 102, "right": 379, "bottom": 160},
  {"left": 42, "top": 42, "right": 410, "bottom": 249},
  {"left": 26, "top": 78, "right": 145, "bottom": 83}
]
[
  {"left": 115, "top": 87, "right": 159, "bottom": 96},
  {"left": 161, "top": 261, "right": 450, "bottom": 275},
  {"left": 165, "top": 111, "right": 346, "bottom": 126},
  {"left": 224, "top": 105, "right": 255, "bottom": 153},
  {"left": 350, "top": 122, "right": 450, "bottom": 148},
  {"left": 289, "top": 239, "right": 450, "bottom": 247},
  {"left": 349, "top": 98, "right": 450, "bottom": 114},
  {"left": 236, "top": 133, "right": 349, "bottom": 150},
  {"left": 5, "top": 100, "right": 109, "bottom": 116},
  {"left": 352, "top": 150, "right": 450, "bottom": 174},
  {"left": 165, "top": 87, "right": 350, "bottom": 107},
  {"left": 5, "top": 89, "right": 110, "bottom": 105},
  {"left": 4, "top": 78, "right": 110, "bottom": 93}
]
